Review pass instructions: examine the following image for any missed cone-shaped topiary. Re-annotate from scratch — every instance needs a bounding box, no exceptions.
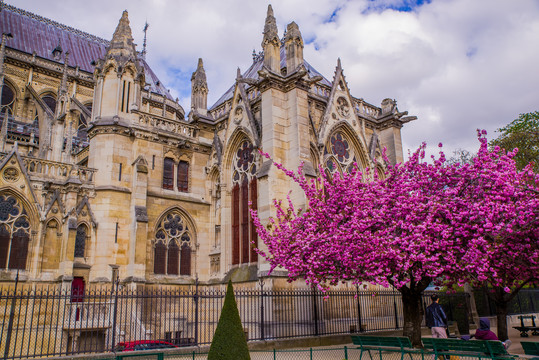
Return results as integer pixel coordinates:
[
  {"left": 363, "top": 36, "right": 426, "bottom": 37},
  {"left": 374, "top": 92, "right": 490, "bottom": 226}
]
[{"left": 208, "top": 280, "right": 250, "bottom": 360}]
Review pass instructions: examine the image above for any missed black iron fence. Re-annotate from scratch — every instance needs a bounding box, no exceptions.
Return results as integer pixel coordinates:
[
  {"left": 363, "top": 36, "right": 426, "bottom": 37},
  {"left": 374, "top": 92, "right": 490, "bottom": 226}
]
[
  {"left": 473, "top": 288, "right": 539, "bottom": 317},
  {"left": 1, "top": 285, "right": 534, "bottom": 359}
]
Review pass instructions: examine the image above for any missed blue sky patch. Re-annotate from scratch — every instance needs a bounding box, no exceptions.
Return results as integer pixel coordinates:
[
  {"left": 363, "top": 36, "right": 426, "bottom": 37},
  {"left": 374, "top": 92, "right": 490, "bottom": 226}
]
[
  {"left": 323, "top": 7, "right": 341, "bottom": 23},
  {"left": 366, "top": 0, "right": 431, "bottom": 13}
]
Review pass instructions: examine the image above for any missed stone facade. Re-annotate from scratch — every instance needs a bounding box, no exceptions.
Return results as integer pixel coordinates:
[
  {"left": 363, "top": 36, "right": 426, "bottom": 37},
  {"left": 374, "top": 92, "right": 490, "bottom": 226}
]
[{"left": 0, "top": 3, "right": 416, "bottom": 289}]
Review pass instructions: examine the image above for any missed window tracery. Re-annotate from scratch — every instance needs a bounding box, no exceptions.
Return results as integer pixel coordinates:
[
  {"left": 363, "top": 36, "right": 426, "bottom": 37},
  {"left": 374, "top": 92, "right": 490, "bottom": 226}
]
[
  {"left": 0, "top": 194, "right": 31, "bottom": 270},
  {"left": 324, "top": 131, "right": 358, "bottom": 175},
  {"left": 153, "top": 210, "right": 193, "bottom": 276},
  {"left": 1, "top": 81, "right": 15, "bottom": 114}
]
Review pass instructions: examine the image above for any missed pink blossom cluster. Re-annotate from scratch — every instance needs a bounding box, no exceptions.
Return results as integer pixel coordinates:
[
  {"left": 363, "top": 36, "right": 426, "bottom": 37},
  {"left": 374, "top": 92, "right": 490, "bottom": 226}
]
[{"left": 250, "top": 131, "right": 539, "bottom": 294}]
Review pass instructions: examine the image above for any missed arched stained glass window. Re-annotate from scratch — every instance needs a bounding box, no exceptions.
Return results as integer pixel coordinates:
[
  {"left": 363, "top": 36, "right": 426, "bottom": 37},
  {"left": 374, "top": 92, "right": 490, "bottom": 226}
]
[
  {"left": 180, "top": 241, "right": 191, "bottom": 276},
  {"left": 0, "top": 194, "right": 31, "bottom": 270},
  {"left": 163, "top": 158, "right": 174, "bottom": 190},
  {"left": 231, "top": 140, "right": 258, "bottom": 266},
  {"left": 177, "top": 161, "right": 189, "bottom": 192},
  {"left": 153, "top": 209, "right": 193, "bottom": 276},
  {"left": 1, "top": 82, "right": 15, "bottom": 131},
  {"left": 74, "top": 224, "right": 87, "bottom": 258},
  {"left": 1, "top": 81, "right": 15, "bottom": 113}
]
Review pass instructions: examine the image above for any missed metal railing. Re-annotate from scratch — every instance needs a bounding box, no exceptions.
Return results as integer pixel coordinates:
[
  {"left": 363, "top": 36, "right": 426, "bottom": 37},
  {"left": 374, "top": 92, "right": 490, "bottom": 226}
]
[{"left": 0, "top": 285, "right": 479, "bottom": 359}]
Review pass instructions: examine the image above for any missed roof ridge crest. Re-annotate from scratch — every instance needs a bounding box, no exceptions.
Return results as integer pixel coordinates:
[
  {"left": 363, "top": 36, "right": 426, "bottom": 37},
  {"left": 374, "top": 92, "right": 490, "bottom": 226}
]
[{"left": 1, "top": 2, "right": 110, "bottom": 46}]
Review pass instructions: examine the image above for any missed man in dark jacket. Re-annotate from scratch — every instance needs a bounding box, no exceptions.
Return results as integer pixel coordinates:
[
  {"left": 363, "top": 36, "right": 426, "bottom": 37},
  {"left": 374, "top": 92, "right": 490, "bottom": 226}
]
[{"left": 425, "top": 294, "right": 448, "bottom": 338}]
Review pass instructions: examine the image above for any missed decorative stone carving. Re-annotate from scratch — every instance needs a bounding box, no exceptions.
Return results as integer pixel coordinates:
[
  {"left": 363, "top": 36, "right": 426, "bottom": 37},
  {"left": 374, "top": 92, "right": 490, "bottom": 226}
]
[
  {"left": 233, "top": 106, "right": 243, "bottom": 124},
  {"left": 135, "top": 206, "right": 148, "bottom": 222},
  {"left": 3, "top": 167, "right": 20, "bottom": 182},
  {"left": 68, "top": 218, "right": 77, "bottom": 230},
  {"left": 336, "top": 97, "right": 350, "bottom": 118},
  {"left": 210, "top": 254, "right": 220, "bottom": 275}
]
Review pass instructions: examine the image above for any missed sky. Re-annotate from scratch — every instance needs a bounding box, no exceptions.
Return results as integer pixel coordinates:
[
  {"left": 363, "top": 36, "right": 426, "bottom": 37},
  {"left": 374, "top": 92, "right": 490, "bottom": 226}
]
[{"left": 8, "top": 0, "right": 539, "bottom": 158}]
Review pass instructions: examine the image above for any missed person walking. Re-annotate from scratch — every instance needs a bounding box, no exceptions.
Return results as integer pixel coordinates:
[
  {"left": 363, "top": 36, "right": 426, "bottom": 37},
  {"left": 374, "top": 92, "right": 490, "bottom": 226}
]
[{"left": 425, "top": 294, "right": 448, "bottom": 338}]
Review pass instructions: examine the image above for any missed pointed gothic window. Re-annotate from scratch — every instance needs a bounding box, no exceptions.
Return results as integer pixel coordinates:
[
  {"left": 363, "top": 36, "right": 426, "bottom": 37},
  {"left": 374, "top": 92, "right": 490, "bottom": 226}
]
[
  {"left": 324, "top": 131, "right": 358, "bottom": 175},
  {"left": 153, "top": 210, "right": 193, "bottom": 276},
  {"left": 1, "top": 81, "right": 15, "bottom": 132},
  {"left": 0, "top": 194, "right": 31, "bottom": 270},
  {"left": 1, "top": 81, "right": 15, "bottom": 114},
  {"left": 163, "top": 158, "right": 174, "bottom": 190},
  {"left": 177, "top": 161, "right": 189, "bottom": 192},
  {"left": 74, "top": 224, "right": 87, "bottom": 258},
  {"left": 231, "top": 140, "right": 258, "bottom": 266}
]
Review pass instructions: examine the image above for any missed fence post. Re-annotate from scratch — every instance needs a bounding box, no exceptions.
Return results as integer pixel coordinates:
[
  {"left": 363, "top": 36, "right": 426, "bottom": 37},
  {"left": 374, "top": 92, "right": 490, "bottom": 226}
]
[
  {"left": 194, "top": 277, "right": 199, "bottom": 345},
  {"left": 312, "top": 286, "right": 319, "bottom": 336},
  {"left": 273, "top": 348, "right": 276, "bottom": 360},
  {"left": 355, "top": 285, "right": 363, "bottom": 332},
  {"left": 110, "top": 273, "right": 120, "bottom": 352},
  {"left": 259, "top": 277, "right": 265, "bottom": 341},
  {"left": 4, "top": 268, "right": 20, "bottom": 360},
  {"left": 310, "top": 347, "right": 313, "bottom": 360},
  {"left": 517, "top": 292, "right": 523, "bottom": 313},
  {"left": 344, "top": 345, "right": 348, "bottom": 360},
  {"left": 393, "top": 289, "right": 399, "bottom": 329},
  {"left": 447, "top": 296, "right": 454, "bottom": 321},
  {"left": 530, "top": 291, "right": 536, "bottom": 313}
]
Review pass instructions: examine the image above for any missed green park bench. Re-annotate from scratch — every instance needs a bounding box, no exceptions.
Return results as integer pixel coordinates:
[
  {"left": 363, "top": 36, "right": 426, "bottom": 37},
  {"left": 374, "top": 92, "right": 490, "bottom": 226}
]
[
  {"left": 422, "top": 337, "right": 517, "bottom": 360},
  {"left": 513, "top": 315, "right": 539, "bottom": 337},
  {"left": 521, "top": 341, "right": 539, "bottom": 359},
  {"left": 351, "top": 335, "right": 419, "bottom": 360}
]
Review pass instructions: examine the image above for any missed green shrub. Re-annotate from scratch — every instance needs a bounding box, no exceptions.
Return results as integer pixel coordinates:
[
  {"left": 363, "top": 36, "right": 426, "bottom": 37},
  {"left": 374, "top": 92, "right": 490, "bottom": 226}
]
[{"left": 208, "top": 280, "right": 250, "bottom": 360}]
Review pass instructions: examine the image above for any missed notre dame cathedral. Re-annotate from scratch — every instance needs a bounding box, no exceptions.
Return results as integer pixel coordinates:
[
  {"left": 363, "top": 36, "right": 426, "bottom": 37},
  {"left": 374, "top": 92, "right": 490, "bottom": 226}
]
[{"left": 0, "top": 2, "right": 415, "bottom": 289}]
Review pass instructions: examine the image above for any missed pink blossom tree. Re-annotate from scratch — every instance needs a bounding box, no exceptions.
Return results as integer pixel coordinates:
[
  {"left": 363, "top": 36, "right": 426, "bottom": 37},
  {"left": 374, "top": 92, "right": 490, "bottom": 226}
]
[
  {"left": 456, "top": 132, "right": 539, "bottom": 340},
  {"left": 251, "top": 132, "right": 539, "bottom": 346}
]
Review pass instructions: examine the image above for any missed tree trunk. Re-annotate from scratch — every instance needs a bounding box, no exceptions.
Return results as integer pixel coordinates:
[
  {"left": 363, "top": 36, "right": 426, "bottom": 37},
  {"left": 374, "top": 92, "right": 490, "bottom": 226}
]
[
  {"left": 494, "top": 296, "right": 509, "bottom": 341},
  {"left": 401, "top": 288, "right": 424, "bottom": 347}
]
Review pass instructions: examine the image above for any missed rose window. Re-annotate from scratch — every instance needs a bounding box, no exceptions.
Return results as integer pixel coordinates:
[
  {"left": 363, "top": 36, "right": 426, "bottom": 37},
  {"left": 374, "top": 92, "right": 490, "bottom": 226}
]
[{"left": 324, "top": 132, "right": 357, "bottom": 174}]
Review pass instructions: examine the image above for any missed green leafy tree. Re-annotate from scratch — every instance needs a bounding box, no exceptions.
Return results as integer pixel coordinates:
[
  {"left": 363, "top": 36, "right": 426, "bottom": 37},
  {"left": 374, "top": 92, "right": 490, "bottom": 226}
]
[
  {"left": 208, "top": 280, "right": 250, "bottom": 360},
  {"left": 490, "top": 111, "right": 539, "bottom": 171}
]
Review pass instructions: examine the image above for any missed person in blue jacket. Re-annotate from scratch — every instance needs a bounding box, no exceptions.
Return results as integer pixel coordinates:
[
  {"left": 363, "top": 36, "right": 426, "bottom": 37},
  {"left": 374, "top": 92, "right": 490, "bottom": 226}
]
[{"left": 425, "top": 294, "right": 448, "bottom": 338}]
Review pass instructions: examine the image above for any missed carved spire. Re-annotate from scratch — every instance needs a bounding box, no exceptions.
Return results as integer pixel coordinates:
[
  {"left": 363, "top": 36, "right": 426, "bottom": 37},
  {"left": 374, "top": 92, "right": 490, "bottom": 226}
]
[
  {"left": 108, "top": 10, "right": 136, "bottom": 58},
  {"left": 284, "top": 21, "right": 304, "bottom": 74},
  {"left": 191, "top": 58, "right": 208, "bottom": 115},
  {"left": 141, "top": 21, "right": 149, "bottom": 60},
  {"left": 261, "top": 5, "right": 280, "bottom": 73}
]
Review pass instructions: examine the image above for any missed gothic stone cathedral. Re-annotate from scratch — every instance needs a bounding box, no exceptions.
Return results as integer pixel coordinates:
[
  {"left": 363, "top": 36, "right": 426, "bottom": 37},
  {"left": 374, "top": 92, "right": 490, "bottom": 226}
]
[{"left": 0, "top": 3, "right": 415, "bottom": 289}]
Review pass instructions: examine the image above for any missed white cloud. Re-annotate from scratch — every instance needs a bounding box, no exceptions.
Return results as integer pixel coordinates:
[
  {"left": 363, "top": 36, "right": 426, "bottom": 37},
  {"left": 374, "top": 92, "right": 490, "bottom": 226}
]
[{"left": 9, "top": 0, "right": 539, "bottom": 157}]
